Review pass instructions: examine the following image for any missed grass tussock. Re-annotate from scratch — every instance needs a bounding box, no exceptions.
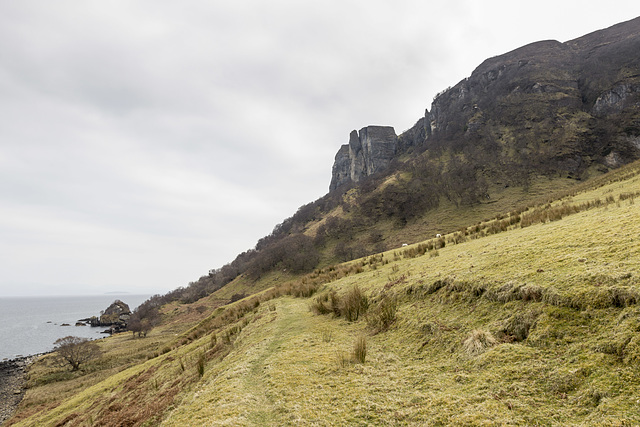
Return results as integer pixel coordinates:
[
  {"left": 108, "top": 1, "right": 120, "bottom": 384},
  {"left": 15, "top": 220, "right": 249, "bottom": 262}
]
[
  {"left": 353, "top": 336, "right": 367, "bottom": 364},
  {"left": 341, "top": 285, "right": 369, "bottom": 322},
  {"left": 311, "top": 285, "right": 370, "bottom": 322},
  {"left": 462, "top": 329, "right": 497, "bottom": 356},
  {"left": 336, "top": 350, "right": 351, "bottom": 368},
  {"left": 335, "top": 336, "right": 367, "bottom": 367},
  {"left": 309, "top": 292, "right": 334, "bottom": 315},
  {"left": 320, "top": 328, "right": 333, "bottom": 343},
  {"left": 366, "top": 294, "right": 398, "bottom": 333},
  {"left": 196, "top": 352, "right": 206, "bottom": 377}
]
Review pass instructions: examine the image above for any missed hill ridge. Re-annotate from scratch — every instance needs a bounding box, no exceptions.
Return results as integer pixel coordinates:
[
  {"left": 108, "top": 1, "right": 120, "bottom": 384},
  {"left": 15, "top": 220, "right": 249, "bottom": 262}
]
[{"left": 330, "top": 16, "right": 640, "bottom": 191}]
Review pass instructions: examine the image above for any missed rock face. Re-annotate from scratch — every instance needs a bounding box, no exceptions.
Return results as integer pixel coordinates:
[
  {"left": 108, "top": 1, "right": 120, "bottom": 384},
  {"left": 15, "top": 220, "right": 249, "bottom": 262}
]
[
  {"left": 329, "top": 17, "right": 640, "bottom": 191},
  {"left": 81, "top": 300, "right": 131, "bottom": 332},
  {"left": 329, "top": 126, "right": 398, "bottom": 191},
  {"left": 592, "top": 83, "right": 640, "bottom": 116},
  {"left": 101, "top": 299, "right": 131, "bottom": 325}
]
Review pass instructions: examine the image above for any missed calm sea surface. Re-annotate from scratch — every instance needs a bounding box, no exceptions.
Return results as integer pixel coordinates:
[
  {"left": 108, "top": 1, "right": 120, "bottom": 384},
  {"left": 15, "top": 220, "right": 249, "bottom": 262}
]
[{"left": 0, "top": 294, "right": 150, "bottom": 360}]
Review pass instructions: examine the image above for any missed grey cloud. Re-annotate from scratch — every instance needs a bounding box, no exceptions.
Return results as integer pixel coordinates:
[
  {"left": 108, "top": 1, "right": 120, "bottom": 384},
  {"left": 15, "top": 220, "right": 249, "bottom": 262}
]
[{"left": 1, "top": 0, "right": 638, "bottom": 296}]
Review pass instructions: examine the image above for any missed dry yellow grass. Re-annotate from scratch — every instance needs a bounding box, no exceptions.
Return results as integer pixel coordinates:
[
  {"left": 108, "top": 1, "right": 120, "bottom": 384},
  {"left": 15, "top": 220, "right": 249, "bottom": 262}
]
[{"left": 9, "top": 161, "right": 640, "bottom": 425}]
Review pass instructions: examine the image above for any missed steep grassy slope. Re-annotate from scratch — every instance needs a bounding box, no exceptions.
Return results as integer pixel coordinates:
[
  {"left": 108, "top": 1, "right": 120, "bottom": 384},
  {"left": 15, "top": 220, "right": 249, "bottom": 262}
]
[
  {"left": 162, "top": 170, "right": 640, "bottom": 425},
  {"left": 8, "top": 161, "right": 640, "bottom": 425}
]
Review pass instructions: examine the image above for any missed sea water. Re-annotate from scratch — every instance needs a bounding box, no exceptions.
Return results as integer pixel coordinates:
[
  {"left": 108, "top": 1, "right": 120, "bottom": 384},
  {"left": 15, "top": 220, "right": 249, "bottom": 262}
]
[{"left": 0, "top": 294, "right": 150, "bottom": 360}]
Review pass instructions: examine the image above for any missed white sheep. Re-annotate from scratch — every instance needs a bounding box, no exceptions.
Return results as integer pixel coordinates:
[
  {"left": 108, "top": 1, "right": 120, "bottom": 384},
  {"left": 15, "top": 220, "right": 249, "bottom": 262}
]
[{"left": 436, "top": 234, "right": 442, "bottom": 238}]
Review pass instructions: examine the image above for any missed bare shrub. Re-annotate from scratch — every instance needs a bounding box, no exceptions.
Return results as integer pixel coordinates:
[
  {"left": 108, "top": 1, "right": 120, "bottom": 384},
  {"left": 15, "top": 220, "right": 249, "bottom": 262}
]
[
  {"left": 129, "top": 304, "right": 159, "bottom": 338},
  {"left": 462, "top": 329, "right": 497, "bottom": 356},
  {"left": 53, "top": 336, "right": 102, "bottom": 371}
]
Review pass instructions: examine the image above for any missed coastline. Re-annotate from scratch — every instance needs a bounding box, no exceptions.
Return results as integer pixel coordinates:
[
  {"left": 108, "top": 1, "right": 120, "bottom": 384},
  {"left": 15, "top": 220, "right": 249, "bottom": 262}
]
[
  {"left": 0, "top": 294, "right": 150, "bottom": 361},
  {"left": 0, "top": 354, "right": 42, "bottom": 426}
]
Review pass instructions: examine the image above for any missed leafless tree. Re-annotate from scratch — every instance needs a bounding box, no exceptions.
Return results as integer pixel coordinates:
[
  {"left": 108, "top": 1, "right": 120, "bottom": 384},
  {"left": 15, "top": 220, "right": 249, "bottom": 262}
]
[{"left": 53, "top": 336, "right": 101, "bottom": 371}]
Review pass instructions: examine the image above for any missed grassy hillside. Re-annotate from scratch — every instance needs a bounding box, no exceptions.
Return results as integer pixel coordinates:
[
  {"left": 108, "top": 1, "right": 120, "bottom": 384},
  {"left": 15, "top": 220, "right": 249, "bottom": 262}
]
[
  {"left": 160, "top": 18, "right": 640, "bottom": 309},
  {"left": 8, "top": 161, "right": 640, "bottom": 425}
]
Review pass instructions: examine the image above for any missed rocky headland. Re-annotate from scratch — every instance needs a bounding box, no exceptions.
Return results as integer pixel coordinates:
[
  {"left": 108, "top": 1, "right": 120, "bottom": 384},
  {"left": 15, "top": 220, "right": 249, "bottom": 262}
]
[
  {"left": 1, "top": 300, "right": 134, "bottom": 424},
  {"left": 78, "top": 299, "right": 132, "bottom": 334}
]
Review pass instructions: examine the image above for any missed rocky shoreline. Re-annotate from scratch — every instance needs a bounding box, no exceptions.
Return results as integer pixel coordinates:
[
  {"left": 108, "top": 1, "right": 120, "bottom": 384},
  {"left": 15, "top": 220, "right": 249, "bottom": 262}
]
[{"left": 0, "top": 355, "right": 41, "bottom": 425}]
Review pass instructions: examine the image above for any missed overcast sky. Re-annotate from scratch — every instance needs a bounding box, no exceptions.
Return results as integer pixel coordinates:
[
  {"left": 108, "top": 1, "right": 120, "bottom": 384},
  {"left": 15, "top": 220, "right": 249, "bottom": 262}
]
[{"left": 1, "top": 1, "right": 638, "bottom": 297}]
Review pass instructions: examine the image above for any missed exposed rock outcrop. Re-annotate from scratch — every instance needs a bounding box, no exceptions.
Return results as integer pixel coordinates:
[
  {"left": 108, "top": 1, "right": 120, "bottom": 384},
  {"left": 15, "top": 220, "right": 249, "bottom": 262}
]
[
  {"left": 330, "top": 145, "right": 352, "bottom": 192},
  {"left": 328, "top": 17, "right": 640, "bottom": 191},
  {"left": 592, "top": 83, "right": 640, "bottom": 116},
  {"left": 101, "top": 299, "right": 131, "bottom": 324},
  {"left": 80, "top": 300, "right": 131, "bottom": 333},
  {"left": 397, "top": 111, "right": 431, "bottom": 152},
  {"left": 329, "top": 126, "right": 398, "bottom": 191}
]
